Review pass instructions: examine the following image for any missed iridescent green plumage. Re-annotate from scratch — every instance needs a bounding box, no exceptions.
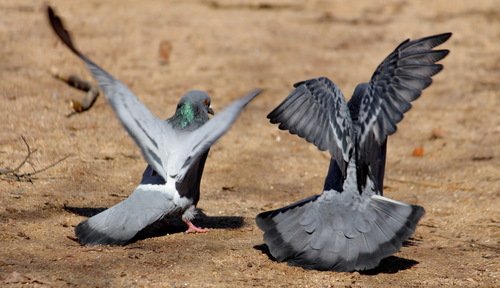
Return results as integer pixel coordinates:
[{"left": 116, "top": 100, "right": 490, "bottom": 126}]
[
  {"left": 169, "top": 91, "right": 211, "bottom": 131},
  {"left": 177, "top": 103, "right": 195, "bottom": 128}
]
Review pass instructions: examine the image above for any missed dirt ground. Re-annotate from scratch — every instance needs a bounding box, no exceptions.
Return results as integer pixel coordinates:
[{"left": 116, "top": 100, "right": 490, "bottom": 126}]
[{"left": 0, "top": 0, "right": 498, "bottom": 287}]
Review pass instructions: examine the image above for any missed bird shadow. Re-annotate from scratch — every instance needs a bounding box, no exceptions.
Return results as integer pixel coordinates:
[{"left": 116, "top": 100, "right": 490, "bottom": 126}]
[
  {"left": 64, "top": 206, "right": 245, "bottom": 244},
  {"left": 253, "top": 243, "right": 418, "bottom": 274},
  {"left": 360, "top": 256, "right": 418, "bottom": 275},
  {"left": 64, "top": 206, "right": 107, "bottom": 217},
  {"left": 254, "top": 244, "right": 277, "bottom": 261}
]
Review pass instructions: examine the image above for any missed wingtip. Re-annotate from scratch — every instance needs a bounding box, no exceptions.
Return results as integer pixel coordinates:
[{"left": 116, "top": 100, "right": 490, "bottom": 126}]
[
  {"left": 46, "top": 5, "right": 59, "bottom": 33},
  {"left": 250, "top": 88, "right": 264, "bottom": 98},
  {"left": 293, "top": 80, "right": 305, "bottom": 88},
  {"left": 424, "top": 32, "right": 453, "bottom": 48},
  {"left": 431, "top": 32, "right": 453, "bottom": 47},
  {"left": 46, "top": 5, "right": 55, "bottom": 18},
  {"left": 442, "top": 49, "right": 450, "bottom": 58},
  {"left": 47, "top": 5, "right": 82, "bottom": 57},
  {"left": 240, "top": 88, "right": 264, "bottom": 103},
  {"left": 440, "top": 32, "right": 453, "bottom": 41}
]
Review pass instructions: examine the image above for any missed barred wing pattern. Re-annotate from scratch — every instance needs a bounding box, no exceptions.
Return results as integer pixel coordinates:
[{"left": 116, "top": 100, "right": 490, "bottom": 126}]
[
  {"left": 357, "top": 33, "right": 451, "bottom": 147},
  {"left": 268, "top": 77, "right": 353, "bottom": 176}
]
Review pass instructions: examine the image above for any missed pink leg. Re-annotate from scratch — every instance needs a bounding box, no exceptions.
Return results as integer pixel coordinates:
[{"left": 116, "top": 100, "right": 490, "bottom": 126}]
[{"left": 184, "top": 220, "right": 209, "bottom": 233}]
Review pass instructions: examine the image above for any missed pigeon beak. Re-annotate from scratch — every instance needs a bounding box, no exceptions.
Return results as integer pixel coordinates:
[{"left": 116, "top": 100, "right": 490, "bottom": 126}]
[{"left": 208, "top": 106, "right": 214, "bottom": 115}]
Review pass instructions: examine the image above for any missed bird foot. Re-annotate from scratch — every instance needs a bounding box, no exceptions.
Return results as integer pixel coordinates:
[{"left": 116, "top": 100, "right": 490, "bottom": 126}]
[{"left": 184, "top": 220, "right": 208, "bottom": 233}]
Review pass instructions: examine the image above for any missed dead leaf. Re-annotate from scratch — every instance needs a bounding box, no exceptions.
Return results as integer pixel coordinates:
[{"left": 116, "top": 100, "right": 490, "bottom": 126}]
[
  {"left": 412, "top": 147, "right": 424, "bottom": 157},
  {"left": 159, "top": 40, "right": 172, "bottom": 64}
]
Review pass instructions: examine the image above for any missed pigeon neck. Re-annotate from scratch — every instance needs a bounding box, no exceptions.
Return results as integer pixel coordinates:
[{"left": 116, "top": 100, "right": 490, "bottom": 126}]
[
  {"left": 171, "top": 103, "right": 206, "bottom": 130},
  {"left": 174, "top": 103, "right": 195, "bottom": 129}
]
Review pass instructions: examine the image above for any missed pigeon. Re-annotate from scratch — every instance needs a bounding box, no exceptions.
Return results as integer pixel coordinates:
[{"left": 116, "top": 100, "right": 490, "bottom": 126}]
[
  {"left": 256, "top": 33, "right": 451, "bottom": 271},
  {"left": 47, "top": 6, "right": 262, "bottom": 245}
]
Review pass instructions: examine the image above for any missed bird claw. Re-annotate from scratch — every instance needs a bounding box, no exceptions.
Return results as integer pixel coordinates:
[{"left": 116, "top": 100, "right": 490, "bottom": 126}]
[{"left": 184, "top": 220, "right": 209, "bottom": 233}]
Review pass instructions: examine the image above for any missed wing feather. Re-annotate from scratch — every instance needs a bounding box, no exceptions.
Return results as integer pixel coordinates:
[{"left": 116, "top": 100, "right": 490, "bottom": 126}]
[
  {"left": 48, "top": 6, "right": 171, "bottom": 180},
  {"left": 357, "top": 33, "right": 451, "bottom": 146},
  {"left": 268, "top": 77, "right": 352, "bottom": 176}
]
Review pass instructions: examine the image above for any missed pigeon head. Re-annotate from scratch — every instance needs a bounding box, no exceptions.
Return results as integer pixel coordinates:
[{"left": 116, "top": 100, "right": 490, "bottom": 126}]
[{"left": 170, "top": 90, "right": 214, "bottom": 130}]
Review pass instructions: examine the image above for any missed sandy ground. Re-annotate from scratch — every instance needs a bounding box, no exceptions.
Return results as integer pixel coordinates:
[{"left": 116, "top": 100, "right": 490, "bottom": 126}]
[{"left": 0, "top": 0, "right": 499, "bottom": 287}]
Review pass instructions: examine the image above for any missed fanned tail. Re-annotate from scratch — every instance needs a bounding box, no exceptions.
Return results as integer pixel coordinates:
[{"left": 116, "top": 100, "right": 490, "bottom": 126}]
[{"left": 256, "top": 194, "right": 424, "bottom": 271}]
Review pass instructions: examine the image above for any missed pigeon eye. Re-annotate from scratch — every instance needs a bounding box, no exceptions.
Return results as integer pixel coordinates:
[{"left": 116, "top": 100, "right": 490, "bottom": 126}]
[{"left": 204, "top": 99, "right": 210, "bottom": 106}]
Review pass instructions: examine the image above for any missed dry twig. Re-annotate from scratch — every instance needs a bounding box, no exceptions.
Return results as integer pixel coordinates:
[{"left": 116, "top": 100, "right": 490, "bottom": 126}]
[{"left": 0, "top": 136, "right": 71, "bottom": 183}]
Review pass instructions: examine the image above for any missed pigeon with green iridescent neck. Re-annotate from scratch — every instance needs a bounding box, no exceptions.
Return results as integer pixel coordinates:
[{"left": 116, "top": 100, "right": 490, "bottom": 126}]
[
  {"left": 48, "top": 6, "right": 262, "bottom": 245},
  {"left": 257, "top": 33, "right": 451, "bottom": 271}
]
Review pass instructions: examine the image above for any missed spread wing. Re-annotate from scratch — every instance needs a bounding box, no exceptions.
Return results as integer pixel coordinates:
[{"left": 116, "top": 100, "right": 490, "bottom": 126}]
[
  {"left": 357, "top": 33, "right": 452, "bottom": 147},
  {"left": 349, "top": 33, "right": 451, "bottom": 189},
  {"left": 169, "top": 89, "right": 262, "bottom": 182},
  {"left": 267, "top": 77, "right": 353, "bottom": 176},
  {"left": 354, "top": 33, "right": 451, "bottom": 190},
  {"left": 48, "top": 6, "right": 172, "bottom": 180}
]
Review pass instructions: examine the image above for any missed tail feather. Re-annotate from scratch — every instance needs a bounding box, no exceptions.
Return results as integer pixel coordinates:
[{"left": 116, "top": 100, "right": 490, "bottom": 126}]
[
  {"left": 75, "top": 186, "right": 178, "bottom": 245},
  {"left": 75, "top": 204, "right": 143, "bottom": 245},
  {"left": 256, "top": 195, "right": 318, "bottom": 232},
  {"left": 257, "top": 196, "right": 318, "bottom": 261},
  {"left": 256, "top": 193, "right": 424, "bottom": 271},
  {"left": 75, "top": 219, "right": 128, "bottom": 245}
]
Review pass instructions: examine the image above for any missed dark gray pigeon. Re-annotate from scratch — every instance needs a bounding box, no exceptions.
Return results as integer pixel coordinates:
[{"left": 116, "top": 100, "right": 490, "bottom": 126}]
[
  {"left": 48, "top": 6, "right": 262, "bottom": 245},
  {"left": 256, "top": 33, "right": 451, "bottom": 271}
]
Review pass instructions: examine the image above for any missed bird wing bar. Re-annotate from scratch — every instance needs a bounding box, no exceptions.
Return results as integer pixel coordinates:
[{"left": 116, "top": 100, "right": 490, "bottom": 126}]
[
  {"left": 267, "top": 77, "right": 353, "bottom": 176},
  {"left": 357, "top": 33, "right": 452, "bottom": 147},
  {"left": 48, "top": 6, "right": 170, "bottom": 180}
]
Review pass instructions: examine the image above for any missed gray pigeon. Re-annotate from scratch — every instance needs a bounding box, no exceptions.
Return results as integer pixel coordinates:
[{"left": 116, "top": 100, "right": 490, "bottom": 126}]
[
  {"left": 48, "top": 7, "right": 262, "bottom": 245},
  {"left": 256, "top": 33, "right": 451, "bottom": 271}
]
